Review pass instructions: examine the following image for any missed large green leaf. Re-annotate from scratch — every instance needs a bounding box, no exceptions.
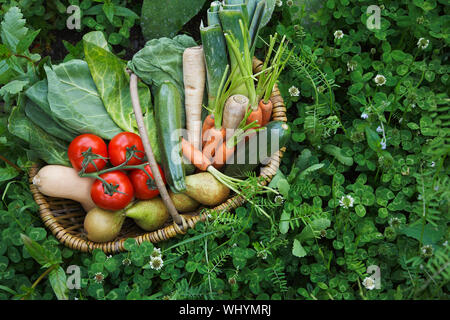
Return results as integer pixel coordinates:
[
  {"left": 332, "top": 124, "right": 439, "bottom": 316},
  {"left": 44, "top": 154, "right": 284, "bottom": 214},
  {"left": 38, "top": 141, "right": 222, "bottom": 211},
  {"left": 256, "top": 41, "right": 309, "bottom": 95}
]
[
  {"left": 140, "top": 0, "right": 207, "bottom": 40},
  {"left": 44, "top": 60, "right": 123, "bottom": 140},
  {"left": 127, "top": 35, "right": 197, "bottom": 128},
  {"left": 8, "top": 95, "right": 69, "bottom": 166},
  {"left": 25, "top": 80, "right": 78, "bottom": 135},
  {"left": 83, "top": 31, "right": 160, "bottom": 162},
  {"left": 24, "top": 99, "right": 77, "bottom": 142}
]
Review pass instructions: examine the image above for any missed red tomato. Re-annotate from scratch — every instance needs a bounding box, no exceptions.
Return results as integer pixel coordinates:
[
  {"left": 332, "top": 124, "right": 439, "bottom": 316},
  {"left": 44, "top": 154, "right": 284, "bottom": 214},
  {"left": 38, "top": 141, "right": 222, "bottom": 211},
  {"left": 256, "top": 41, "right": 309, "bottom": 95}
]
[
  {"left": 68, "top": 134, "right": 108, "bottom": 173},
  {"left": 129, "top": 164, "right": 166, "bottom": 200},
  {"left": 90, "top": 171, "right": 134, "bottom": 211},
  {"left": 108, "top": 132, "right": 145, "bottom": 167}
]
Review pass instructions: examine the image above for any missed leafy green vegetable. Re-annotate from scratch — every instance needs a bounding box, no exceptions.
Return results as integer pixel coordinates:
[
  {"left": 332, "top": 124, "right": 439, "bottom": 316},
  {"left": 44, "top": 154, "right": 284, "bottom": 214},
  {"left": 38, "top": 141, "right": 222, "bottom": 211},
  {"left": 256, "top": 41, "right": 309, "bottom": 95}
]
[
  {"left": 24, "top": 99, "right": 76, "bottom": 142},
  {"left": 127, "top": 34, "right": 197, "bottom": 127},
  {"left": 44, "top": 60, "right": 122, "bottom": 140},
  {"left": 8, "top": 95, "right": 69, "bottom": 166},
  {"left": 127, "top": 35, "right": 197, "bottom": 99},
  {"left": 83, "top": 31, "right": 160, "bottom": 162},
  {"left": 25, "top": 80, "right": 78, "bottom": 135}
]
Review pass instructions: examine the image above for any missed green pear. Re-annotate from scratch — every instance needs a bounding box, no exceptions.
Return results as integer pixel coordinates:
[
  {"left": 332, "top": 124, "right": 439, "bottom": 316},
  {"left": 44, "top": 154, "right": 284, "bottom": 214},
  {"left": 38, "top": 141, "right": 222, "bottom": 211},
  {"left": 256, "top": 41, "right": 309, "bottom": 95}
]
[
  {"left": 169, "top": 190, "right": 200, "bottom": 213},
  {"left": 125, "top": 198, "right": 169, "bottom": 231},
  {"left": 84, "top": 208, "right": 126, "bottom": 243}
]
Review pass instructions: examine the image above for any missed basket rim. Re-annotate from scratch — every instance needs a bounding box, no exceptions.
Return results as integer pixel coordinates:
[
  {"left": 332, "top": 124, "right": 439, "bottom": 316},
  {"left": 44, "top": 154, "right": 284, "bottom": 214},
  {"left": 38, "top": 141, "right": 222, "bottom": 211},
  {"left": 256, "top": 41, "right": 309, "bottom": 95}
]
[{"left": 28, "top": 57, "right": 288, "bottom": 254}]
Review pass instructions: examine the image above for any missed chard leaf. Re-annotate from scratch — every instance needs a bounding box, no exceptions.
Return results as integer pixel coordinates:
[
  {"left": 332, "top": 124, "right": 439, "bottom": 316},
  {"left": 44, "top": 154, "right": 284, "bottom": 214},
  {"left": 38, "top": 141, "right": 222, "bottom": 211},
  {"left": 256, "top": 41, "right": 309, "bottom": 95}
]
[{"left": 44, "top": 60, "right": 122, "bottom": 140}]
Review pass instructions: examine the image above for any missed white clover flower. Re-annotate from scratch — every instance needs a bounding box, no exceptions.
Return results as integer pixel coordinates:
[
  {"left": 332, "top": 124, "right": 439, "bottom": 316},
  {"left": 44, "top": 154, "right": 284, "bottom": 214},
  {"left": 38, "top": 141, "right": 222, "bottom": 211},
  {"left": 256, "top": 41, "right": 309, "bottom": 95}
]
[
  {"left": 275, "top": 195, "right": 285, "bottom": 204},
  {"left": 362, "top": 277, "right": 376, "bottom": 290},
  {"left": 411, "top": 103, "right": 416, "bottom": 108},
  {"left": 421, "top": 245, "right": 434, "bottom": 257},
  {"left": 389, "top": 217, "right": 401, "bottom": 227},
  {"left": 122, "top": 258, "right": 131, "bottom": 266},
  {"left": 347, "top": 61, "right": 357, "bottom": 72},
  {"left": 149, "top": 256, "right": 164, "bottom": 270},
  {"left": 374, "top": 74, "right": 386, "bottom": 86},
  {"left": 334, "top": 30, "right": 344, "bottom": 40},
  {"left": 339, "top": 195, "right": 355, "bottom": 209},
  {"left": 417, "top": 38, "right": 429, "bottom": 50},
  {"left": 275, "top": 0, "right": 283, "bottom": 7},
  {"left": 361, "top": 113, "right": 369, "bottom": 120},
  {"left": 151, "top": 247, "right": 162, "bottom": 258},
  {"left": 288, "top": 85, "right": 300, "bottom": 97},
  {"left": 376, "top": 126, "right": 383, "bottom": 133},
  {"left": 93, "top": 272, "right": 104, "bottom": 284}
]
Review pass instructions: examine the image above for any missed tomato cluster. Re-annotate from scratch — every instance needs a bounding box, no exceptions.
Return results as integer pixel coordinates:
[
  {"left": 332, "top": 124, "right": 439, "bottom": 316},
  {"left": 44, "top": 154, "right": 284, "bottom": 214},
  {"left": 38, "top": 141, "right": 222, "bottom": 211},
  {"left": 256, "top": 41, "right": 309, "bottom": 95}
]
[{"left": 68, "top": 132, "right": 165, "bottom": 211}]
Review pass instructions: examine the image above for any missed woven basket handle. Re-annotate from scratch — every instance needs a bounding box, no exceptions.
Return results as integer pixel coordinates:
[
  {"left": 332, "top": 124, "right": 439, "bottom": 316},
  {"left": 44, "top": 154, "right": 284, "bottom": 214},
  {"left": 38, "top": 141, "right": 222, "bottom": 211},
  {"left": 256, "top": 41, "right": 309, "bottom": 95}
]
[{"left": 128, "top": 71, "right": 184, "bottom": 227}]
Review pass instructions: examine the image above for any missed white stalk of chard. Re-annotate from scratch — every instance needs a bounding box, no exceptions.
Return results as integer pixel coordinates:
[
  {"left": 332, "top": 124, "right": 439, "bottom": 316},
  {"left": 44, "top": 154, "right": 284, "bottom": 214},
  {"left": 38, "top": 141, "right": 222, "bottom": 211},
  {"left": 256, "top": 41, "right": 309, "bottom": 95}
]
[
  {"left": 223, "top": 94, "right": 249, "bottom": 130},
  {"left": 183, "top": 46, "right": 206, "bottom": 150},
  {"left": 200, "top": 21, "right": 229, "bottom": 109}
]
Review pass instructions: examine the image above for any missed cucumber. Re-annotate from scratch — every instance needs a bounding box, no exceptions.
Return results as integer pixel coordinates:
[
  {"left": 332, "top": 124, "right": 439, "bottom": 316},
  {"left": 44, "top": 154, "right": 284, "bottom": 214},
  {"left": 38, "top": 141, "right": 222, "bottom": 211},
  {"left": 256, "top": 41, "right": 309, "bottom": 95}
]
[
  {"left": 223, "top": 121, "right": 291, "bottom": 178},
  {"left": 155, "top": 81, "right": 186, "bottom": 192}
]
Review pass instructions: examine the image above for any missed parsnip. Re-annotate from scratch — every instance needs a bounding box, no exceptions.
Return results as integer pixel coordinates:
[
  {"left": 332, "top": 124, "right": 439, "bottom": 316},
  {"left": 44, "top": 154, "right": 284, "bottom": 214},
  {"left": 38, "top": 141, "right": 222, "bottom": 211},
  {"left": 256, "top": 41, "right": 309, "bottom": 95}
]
[
  {"left": 183, "top": 46, "right": 206, "bottom": 150},
  {"left": 223, "top": 94, "right": 248, "bottom": 130}
]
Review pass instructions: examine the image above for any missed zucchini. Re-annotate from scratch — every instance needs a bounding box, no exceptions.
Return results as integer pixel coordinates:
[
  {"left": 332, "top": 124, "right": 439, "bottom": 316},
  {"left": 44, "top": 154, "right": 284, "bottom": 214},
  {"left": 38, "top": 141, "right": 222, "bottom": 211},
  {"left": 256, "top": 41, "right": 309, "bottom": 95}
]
[
  {"left": 155, "top": 81, "right": 186, "bottom": 193},
  {"left": 223, "top": 121, "right": 291, "bottom": 178}
]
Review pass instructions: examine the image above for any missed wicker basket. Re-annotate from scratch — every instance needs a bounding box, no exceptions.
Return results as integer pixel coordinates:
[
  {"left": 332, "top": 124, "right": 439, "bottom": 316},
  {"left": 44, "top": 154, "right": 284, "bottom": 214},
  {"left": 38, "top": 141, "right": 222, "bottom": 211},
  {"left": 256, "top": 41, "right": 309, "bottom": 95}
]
[{"left": 28, "top": 58, "right": 288, "bottom": 254}]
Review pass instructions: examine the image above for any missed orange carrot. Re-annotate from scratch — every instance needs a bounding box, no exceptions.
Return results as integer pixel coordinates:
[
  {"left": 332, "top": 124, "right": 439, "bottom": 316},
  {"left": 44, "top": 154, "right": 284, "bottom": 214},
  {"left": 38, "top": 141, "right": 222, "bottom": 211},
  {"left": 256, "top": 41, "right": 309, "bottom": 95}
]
[
  {"left": 202, "top": 127, "right": 226, "bottom": 160},
  {"left": 201, "top": 115, "right": 215, "bottom": 148},
  {"left": 181, "top": 138, "right": 211, "bottom": 172},
  {"left": 259, "top": 99, "right": 273, "bottom": 126},
  {"left": 213, "top": 141, "right": 236, "bottom": 169},
  {"left": 246, "top": 106, "right": 263, "bottom": 128}
]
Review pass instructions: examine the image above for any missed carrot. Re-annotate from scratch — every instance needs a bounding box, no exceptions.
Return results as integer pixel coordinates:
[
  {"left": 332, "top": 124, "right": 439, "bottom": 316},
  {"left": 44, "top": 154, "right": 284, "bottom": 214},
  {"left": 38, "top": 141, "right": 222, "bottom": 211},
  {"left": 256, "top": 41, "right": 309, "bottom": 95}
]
[
  {"left": 246, "top": 106, "right": 263, "bottom": 128},
  {"left": 213, "top": 141, "right": 236, "bottom": 169},
  {"left": 181, "top": 138, "right": 211, "bottom": 172},
  {"left": 202, "top": 127, "right": 226, "bottom": 160},
  {"left": 259, "top": 99, "right": 273, "bottom": 126},
  {"left": 183, "top": 46, "right": 206, "bottom": 150},
  {"left": 201, "top": 114, "right": 215, "bottom": 148}
]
